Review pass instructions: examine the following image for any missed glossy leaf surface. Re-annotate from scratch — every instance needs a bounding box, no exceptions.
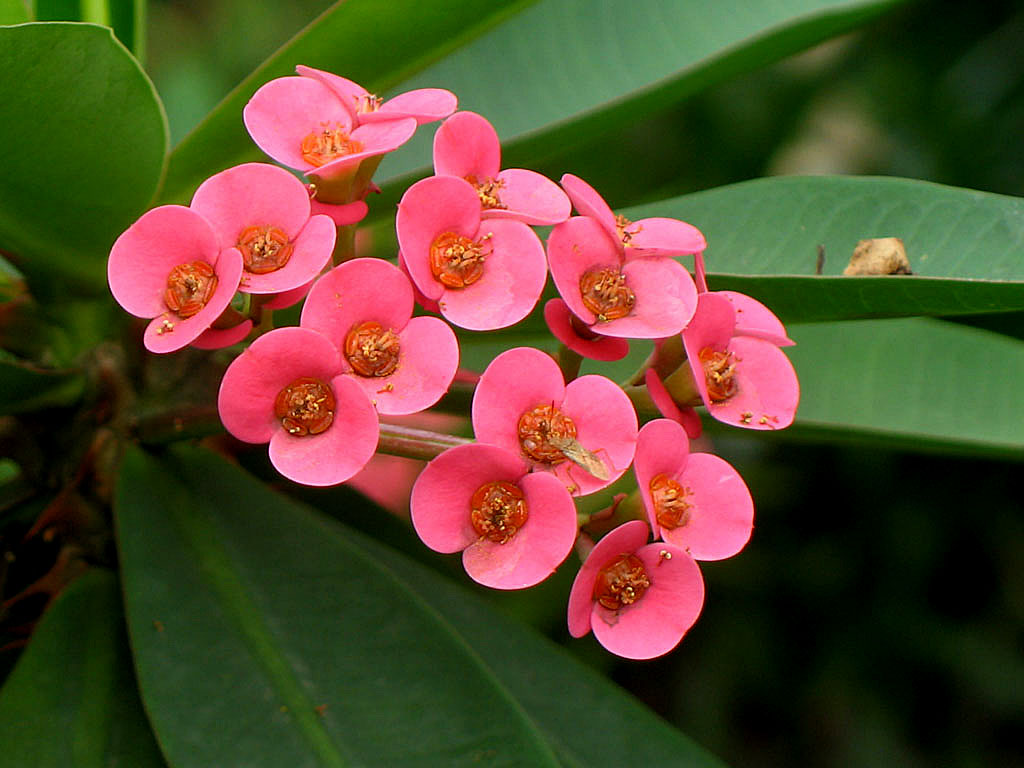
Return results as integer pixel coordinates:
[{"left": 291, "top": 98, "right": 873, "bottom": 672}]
[
  {"left": 0, "top": 23, "right": 167, "bottom": 295},
  {"left": 0, "top": 569, "right": 166, "bottom": 767}
]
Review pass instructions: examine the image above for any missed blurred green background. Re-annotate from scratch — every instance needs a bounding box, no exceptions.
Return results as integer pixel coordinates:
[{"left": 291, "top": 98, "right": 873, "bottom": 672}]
[{"left": 144, "top": 0, "right": 1024, "bottom": 766}]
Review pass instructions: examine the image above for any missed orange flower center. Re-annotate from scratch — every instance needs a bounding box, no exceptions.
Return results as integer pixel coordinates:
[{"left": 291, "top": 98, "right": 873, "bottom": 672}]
[
  {"left": 650, "top": 473, "right": 692, "bottom": 529},
  {"left": 164, "top": 261, "right": 218, "bottom": 319},
  {"left": 237, "top": 225, "right": 293, "bottom": 274},
  {"left": 699, "top": 347, "right": 738, "bottom": 403},
  {"left": 593, "top": 553, "right": 651, "bottom": 611},
  {"left": 274, "top": 377, "right": 335, "bottom": 436},
  {"left": 579, "top": 266, "right": 635, "bottom": 322},
  {"left": 517, "top": 403, "right": 577, "bottom": 464},
  {"left": 344, "top": 321, "right": 401, "bottom": 378},
  {"left": 465, "top": 175, "right": 506, "bottom": 210},
  {"left": 300, "top": 126, "right": 364, "bottom": 167},
  {"left": 470, "top": 480, "right": 528, "bottom": 544},
  {"left": 429, "top": 231, "right": 488, "bottom": 289}
]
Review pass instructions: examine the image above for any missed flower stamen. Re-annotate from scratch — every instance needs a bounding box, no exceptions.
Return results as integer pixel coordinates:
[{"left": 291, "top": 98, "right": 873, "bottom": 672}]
[
  {"left": 237, "top": 225, "right": 293, "bottom": 274},
  {"left": 650, "top": 473, "right": 692, "bottom": 529},
  {"left": 164, "top": 261, "right": 218, "bottom": 319},
  {"left": 300, "top": 125, "right": 364, "bottom": 167},
  {"left": 579, "top": 266, "right": 635, "bottom": 322},
  {"left": 274, "top": 377, "right": 336, "bottom": 436},
  {"left": 593, "top": 553, "right": 651, "bottom": 611},
  {"left": 699, "top": 347, "right": 739, "bottom": 403},
  {"left": 470, "top": 480, "right": 528, "bottom": 544},
  {"left": 344, "top": 321, "right": 401, "bottom": 377},
  {"left": 517, "top": 404, "right": 577, "bottom": 464},
  {"left": 465, "top": 175, "right": 506, "bottom": 210},
  {"left": 429, "top": 231, "right": 488, "bottom": 289}
]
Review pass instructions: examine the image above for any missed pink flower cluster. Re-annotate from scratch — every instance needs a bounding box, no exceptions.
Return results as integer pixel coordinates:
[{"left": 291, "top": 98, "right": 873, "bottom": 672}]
[{"left": 106, "top": 65, "right": 801, "bottom": 661}]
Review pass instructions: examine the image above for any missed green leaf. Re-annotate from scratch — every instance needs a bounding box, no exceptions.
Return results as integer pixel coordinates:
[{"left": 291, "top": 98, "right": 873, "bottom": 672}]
[
  {"left": 371, "top": 0, "right": 905, "bottom": 212},
  {"left": 116, "top": 445, "right": 561, "bottom": 768},
  {"left": 157, "top": 0, "right": 536, "bottom": 206},
  {"left": 783, "top": 318, "right": 1024, "bottom": 457},
  {"left": 0, "top": 569, "right": 167, "bottom": 768},
  {"left": 0, "top": 356, "right": 84, "bottom": 415},
  {"left": 0, "top": 23, "right": 167, "bottom": 297},
  {"left": 625, "top": 176, "right": 1024, "bottom": 324},
  {"left": 0, "top": 0, "right": 30, "bottom": 24}
]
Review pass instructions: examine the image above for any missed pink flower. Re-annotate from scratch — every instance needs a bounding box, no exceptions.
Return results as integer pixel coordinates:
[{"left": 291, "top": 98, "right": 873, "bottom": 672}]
[
  {"left": 567, "top": 520, "right": 704, "bottom": 660},
  {"left": 295, "top": 65, "right": 456, "bottom": 126},
  {"left": 217, "top": 326, "right": 379, "bottom": 486},
  {"left": 190, "top": 163, "right": 336, "bottom": 295},
  {"left": 718, "top": 290, "right": 795, "bottom": 346},
  {"left": 682, "top": 292, "right": 799, "bottom": 430},
  {"left": 108, "top": 205, "right": 243, "bottom": 354},
  {"left": 633, "top": 419, "right": 753, "bottom": 559},
  {"left": 396, "top": 176, "right": 548, "bottom": 331},
  {"left": 410, "top": 443, "right": 578, "bottom": 589},
  {"left": 547, "top": 215, "right": 697, "bottom": 339},
  {"left": 300, "top": 258, "right": 459, "bottom": 416},
  {"left": 560, "top": 174, "right": 706, "bottom": 258},
  {"left": 243, "top": 72, "right": 417, "bottom": 191},
  {"left": 644, "top": 368, "right": 703, "bottom": 439},
  {"left": 543, "top": 298, "right": 630, "bottom": 362},
  {"left": 433, "top": 111, "right": 570, "bottom": 225},
  {"left": 472, "top": 347, "right": 637, "bottom": 496}
]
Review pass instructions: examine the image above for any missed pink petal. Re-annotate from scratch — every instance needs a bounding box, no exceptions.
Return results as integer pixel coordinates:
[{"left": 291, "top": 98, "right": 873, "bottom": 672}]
[
  {"left": 682, "top": 292, "right": 737, "bottom": 412},
  {"left": 559, "top": 174, "right": 618, "bottom": 243},
  {"left": 309, "top": 198, "right": 368, "bottom": 227},
  {"left": 591, "top": 543, "right": 704, "bottom": 660},
  {"left": 239, "top": 213, "right": 336, "bottom": 295},
  {"left": 268, "top": 374, "right": 378, "bottom": 486},
  {"left": 396, "top": 176, "right": 482, "bottom": 301},
  {"left": 644, "top": 369, "right": 703, "bottom": 439},
  {"left": 590, "top": 257, "right": 697, "bottom": 339},
  {"left": 706, "top": 336, "right": 800, "bottom": 430},
  {"left": 410, "top": 443, "right": 529, "bottom": 554},
  {"left": 370, "top": 88, "right": 457, "bottom": 125},
  {"left": 633, "top": 418, "right": 691, "bottom": 538},
  {"left": 463, "top": 471, "right": 577, "bottom": 590},
  {"left": 355, "top": 316, "right": 459, "bottom": 416},
  {"left": 143, "top": 248, "right": 244, "bottom": 354},
  {"left": 398, "top": 250, "right": 441, "bottom": 313},
  {"left": 294, "top": 65, "right": 366, "bottom": 116},
  {"left": 243, "top": 77, "right": 352, "bottom": 172},
  {"left": 718, "top": 290, "right": 794, "bottom": 346},
  {"left": 300, "top": 258, "right": 414, "bottom": 348},
  {"left": 472, "top": 347, "right": 566, "bottom": 457},
  {"left": 661, "top": 452, "right": 753, "bottom": 560},
  {"left": 262, "top": 279, "right": 315, "bottom": 310},
  {"left": 217, "top": 326, "right": 342, "bottom": 443},
  {"left": 191, "top": 319, "right": 253, "bottom": 350},
  {"left": 483, "top": 169, "right": 571, "bottom": 226},
  {"left": 108, "top": 205, "right": 220, "bottom": 318},
  {"left": 345, "top": 453, "right": 424, "bottom": 516},
  {"left": 311, "top": 118, "right": 417, "bottom": 180},
  {"left": 544, "top": 299, "right": 630, "bottom": 362},
  {"left": 547, "top": 215, "right": 622, "bottom": 325},
  {"left": 437, "top": 218, "right": 547, "bottom": 331},
  {"left": 433, "top": 111, "right": 502, "bottom": 178},
  {"left": 626, "top": 217, "right": 707, "bottom": 258},
  {"left": 190, "top": 163, "right": 311, "bottom": 247},
  {"left": 567, "top": 520, "right": 649, "bottom": 638},
  {"left": 555, "top": 374, "right": 638, "bottom": 495}
]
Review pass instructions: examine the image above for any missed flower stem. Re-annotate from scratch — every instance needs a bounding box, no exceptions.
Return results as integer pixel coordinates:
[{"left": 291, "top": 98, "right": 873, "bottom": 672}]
[{"left": 376, "top": 423, "right": 473, "bottom": 461}]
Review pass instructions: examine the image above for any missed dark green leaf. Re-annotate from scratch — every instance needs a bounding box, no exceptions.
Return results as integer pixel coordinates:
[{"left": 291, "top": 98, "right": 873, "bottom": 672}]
[
  {"left": 0, "top": 23, "right": 167, "bottom": 297},
  {"left": 0, "top": 357, "right": 84, "bottom": 415},
  {"left": 371, "top": 0, "right": 906, "bottom": 214},
  {"left": 0, "top": 569, "right": 167, "bottom": 768},
  {"left": 625, "top": 176, "right": 1024, "bottom": 323},
  {"left": 158, "top": 0, "right": 536, "bottom": 206},
  {"left": 116, "top": 445, "right": 561, "bottom": 768}
]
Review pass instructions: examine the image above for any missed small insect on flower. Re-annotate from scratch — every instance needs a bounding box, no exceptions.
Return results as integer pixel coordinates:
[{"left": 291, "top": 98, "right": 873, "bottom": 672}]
[{"left": 547, "top": 435, "right": 610, "bottom": 481}]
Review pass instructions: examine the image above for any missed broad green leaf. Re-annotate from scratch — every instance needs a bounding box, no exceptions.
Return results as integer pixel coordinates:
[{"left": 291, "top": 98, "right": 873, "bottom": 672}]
[
  {"left": 116, "top": 445, "right": 561, "bottom": 768},
  {"left": 0, "top": 569, "right": 167, "bottom": 768},
  {"left": 31, "top": 0, "right": 145, "bottom": 56},
  {"left": 0, "top": 0, "right": 30, "bottom": 24},
  {"left": 0, "top": 356, "right": 84, "bottom": 415},
  {"left": 0, "top": 23, "right": 167, "bottom": 297},
  {"left": 371, "top": 0, "right": 905, "bottom": 213},
  {"left": 625, "top": 176, "right": 1024, "bottom": 324},
  {"left": 783, "top": 318, "right": 1024, "bottom": 457},
  {"left": 158, "top": 0, "right": 536, "bottom": 206}
]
